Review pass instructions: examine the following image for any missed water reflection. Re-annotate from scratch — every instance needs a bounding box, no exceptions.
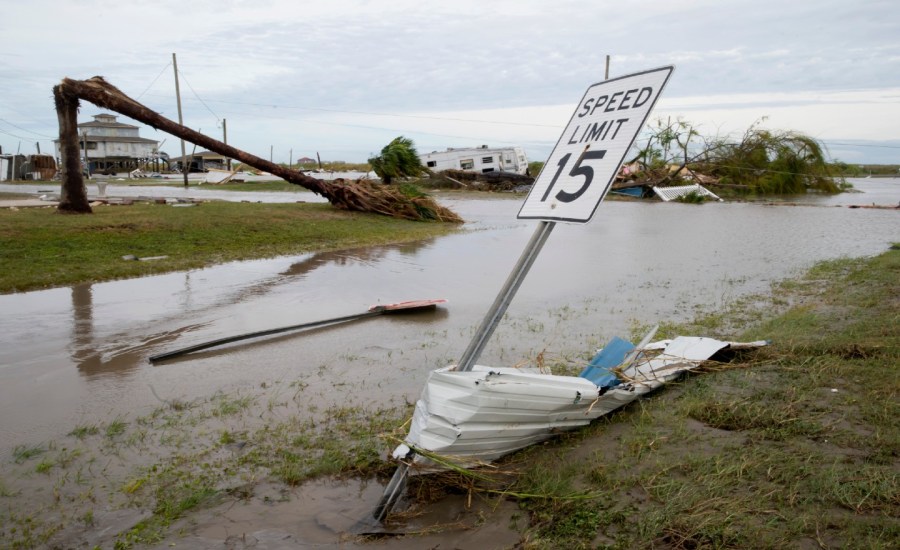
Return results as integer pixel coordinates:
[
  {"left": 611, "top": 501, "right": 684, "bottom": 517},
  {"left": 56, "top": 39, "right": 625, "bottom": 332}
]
[
  {"left": 0, "top": 181, "right": 328, "bottom": 204},
  {"left": 62, "top": 237, "right": 438, "bottom": 379},
  {"left": 279, "top": 239, "right": 435, "bottom": 278},
  {"left": 69, "top": 280, "right": 213, "bottom": 378},
  {"left": 153, "top": 306, "right": 450, "bottom": 366},
  {"left": 70, "top": 283, "right": 99, "bottom": 373}
]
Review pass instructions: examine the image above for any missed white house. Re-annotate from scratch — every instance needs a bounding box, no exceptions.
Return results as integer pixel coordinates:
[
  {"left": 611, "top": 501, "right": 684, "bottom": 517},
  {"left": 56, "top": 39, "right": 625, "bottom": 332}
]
[
  {"left": 420, "top": 145, "right": 529, "bottom": 175},
  {"left": 54, "top": 113, "right": 162, "bottom": 174}
]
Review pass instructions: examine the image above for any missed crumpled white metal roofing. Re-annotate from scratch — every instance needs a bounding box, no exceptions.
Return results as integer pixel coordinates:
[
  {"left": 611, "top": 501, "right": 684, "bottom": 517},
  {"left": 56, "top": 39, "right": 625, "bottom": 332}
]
[{"left": 652, "top": 183, "right": 722, "bottom": 202}]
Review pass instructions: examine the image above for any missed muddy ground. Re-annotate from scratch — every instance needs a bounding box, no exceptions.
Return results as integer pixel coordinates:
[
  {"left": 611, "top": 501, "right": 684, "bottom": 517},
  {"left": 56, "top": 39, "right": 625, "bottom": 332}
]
[{"left": 1, "top": 178, "right": 897, "bottom": 548}]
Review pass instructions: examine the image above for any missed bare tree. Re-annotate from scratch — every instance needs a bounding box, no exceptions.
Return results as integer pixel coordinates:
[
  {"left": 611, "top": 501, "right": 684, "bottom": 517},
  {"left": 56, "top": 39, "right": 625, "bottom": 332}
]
[{"left": 53, "top": 77, "right": 462, "bottom": 222}]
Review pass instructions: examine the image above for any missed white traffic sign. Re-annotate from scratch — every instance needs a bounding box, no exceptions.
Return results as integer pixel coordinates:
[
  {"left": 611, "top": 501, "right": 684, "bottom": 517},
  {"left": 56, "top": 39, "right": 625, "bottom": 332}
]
[{"left": 518, "top": 66, "right": 674, "bottom": 223}]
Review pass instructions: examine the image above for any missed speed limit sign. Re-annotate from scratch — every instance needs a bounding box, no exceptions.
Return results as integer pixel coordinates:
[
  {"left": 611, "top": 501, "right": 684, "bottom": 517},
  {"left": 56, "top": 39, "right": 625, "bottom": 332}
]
[{"left": 518, "top": 66, "right": 674, "bottom": 223}]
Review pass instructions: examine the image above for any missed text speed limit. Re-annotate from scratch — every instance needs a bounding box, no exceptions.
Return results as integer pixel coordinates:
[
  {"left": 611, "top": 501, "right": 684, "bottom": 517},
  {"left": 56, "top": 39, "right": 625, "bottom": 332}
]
[{"left": 518, "top": 66, "right": 673, "bottom": 223}]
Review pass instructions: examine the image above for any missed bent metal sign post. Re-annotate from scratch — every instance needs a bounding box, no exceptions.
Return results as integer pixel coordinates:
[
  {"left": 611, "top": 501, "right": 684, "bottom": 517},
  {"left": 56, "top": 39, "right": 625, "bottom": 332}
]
[
  {"left": 378, "top": 66, "right": 676, "bottom": 520},
  {"left": 455, "top": 65, "right": 675, "bottom": 375},
  {"left": 519, "top": 66, "right": 674, "bottom": 223}
]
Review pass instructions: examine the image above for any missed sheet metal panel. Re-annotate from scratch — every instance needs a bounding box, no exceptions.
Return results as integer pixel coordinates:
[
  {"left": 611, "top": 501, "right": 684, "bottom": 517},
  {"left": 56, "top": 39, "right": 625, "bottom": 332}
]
[{"left": 396, "top": 337, "right": 766, "bottom": 471}]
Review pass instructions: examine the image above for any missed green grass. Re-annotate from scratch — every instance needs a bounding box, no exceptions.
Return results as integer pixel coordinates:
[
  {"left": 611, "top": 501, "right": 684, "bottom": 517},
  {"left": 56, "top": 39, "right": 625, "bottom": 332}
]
[
  {"left": 0, "top": 201, "right": 456, "bottom": 293},
  {"left": 68, "top": 424, "right": 100, "bottom": 439},
  {"left": 3, "top": 239, "right": 895, "bottom": 548},
  {"left": 105, "top": 418, "right": 129, "bottom": 440},
  {"left": 103, "top": 400, "right": 409, "bottom": 548},
  {"left": 210, "top": 392, "right": 254, "bottom": 417},
  {"left": 12, "top": 444, "right": 45, "bottom": 464},
  {"left": 0, "top": 382, "right": 413, "bottom": 548},
  {"left": 428, "top": 247, "right": 899, "bottom": 549},
  {"left": 243, "top": 404, "right": 406, "bottom": 486},
  {"left": 116, "top": 459, "right": 222, "bottom": 548}
]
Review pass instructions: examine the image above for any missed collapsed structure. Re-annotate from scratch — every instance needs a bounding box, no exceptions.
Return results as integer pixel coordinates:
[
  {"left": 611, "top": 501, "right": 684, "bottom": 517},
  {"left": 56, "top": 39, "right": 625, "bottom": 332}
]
[{"left": 0, "top": 154, "right": 57, "bottom": 181}]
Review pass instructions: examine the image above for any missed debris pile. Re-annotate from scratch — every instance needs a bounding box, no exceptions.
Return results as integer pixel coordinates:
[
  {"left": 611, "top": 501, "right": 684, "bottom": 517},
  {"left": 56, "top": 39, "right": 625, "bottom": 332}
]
[{"left": 428, "top": 169, "right": 534, "bottom": 192}]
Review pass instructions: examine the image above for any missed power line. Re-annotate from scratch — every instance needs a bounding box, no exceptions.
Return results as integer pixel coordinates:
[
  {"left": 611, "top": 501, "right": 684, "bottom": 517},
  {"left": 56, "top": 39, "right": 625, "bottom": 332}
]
[
  {"left": 201, "top": 105, "right": 554, "bottom": 149},
  {"left": 0, "top": 126, "right": 40, "bottom": 142},
  {"left": 135, "top": 62, "right": 172, "bottom": 100},
  {"left": 133, "top": 92, "right": 900, "bottom": 153},
  {"left": 0, "top": 118, "right": 54, "bottom": 139},
  {"left": 0, "top": 127, "right": 31, "bottom": 140},
  {"left": 134, "top": 93, "right": 555, "bottom": 149},
  {"left": 139, "top": 92, "right": 560, "bottom": 129},
  {"left": 822, "top": 141, "right": 900, "bottom": 150},
  {"left": 30, "top": 65, "right": 895, "bottom": 162},
  {"left": 127, "top": 84, "right": 900, "bottom": 154},
  {"left": 302, "top": 118, "right": 554, "bottom": 148},
  {"left": 177, "top": 70, "right": 221, "bottom": 122}
]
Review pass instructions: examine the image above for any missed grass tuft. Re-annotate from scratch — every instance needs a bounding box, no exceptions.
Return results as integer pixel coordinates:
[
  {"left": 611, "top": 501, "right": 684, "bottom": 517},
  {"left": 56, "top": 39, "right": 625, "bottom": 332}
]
[{"left": 415, "top": 247, "right": 899, "bottom": 548}]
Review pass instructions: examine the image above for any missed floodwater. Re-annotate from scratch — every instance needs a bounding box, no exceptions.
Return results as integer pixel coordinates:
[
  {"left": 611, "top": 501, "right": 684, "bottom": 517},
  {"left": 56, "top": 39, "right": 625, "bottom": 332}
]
[
  {"left": 0, "top": 177, "right": 331, "bottom": 204},
  {"left": 0, "top": 177, "right": 897, "bottom": 545},
  {"left": 1, "top": 178, "right": 897, "bottom": 452},
  {"left": 0, "top": 170, "right": 372, "bottom": 204}
]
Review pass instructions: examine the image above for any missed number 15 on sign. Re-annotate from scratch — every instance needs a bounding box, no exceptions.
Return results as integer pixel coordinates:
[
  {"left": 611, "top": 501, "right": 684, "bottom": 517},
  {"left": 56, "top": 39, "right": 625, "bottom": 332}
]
[{"left": 518, "top": 66, "right": 674, "bottom": 224}]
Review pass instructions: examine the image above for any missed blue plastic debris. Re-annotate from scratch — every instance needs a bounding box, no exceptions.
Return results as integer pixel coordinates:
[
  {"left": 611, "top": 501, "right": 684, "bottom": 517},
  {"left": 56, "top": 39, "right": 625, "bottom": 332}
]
[{"left": 579, "top": 336, "right": 635, "bottom": 388}]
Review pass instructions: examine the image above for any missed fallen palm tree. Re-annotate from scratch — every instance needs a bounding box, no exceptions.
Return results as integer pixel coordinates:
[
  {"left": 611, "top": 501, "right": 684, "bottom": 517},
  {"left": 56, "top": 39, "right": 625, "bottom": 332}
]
[{"left": 52, "top": 76, "right": 462, "bottom": 222}]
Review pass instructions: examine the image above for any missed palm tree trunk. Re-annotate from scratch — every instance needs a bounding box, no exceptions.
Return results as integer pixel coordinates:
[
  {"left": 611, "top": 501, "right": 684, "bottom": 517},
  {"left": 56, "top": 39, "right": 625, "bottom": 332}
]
[{"left": 53, "top": 85, "right": 92, "bottom": 213}]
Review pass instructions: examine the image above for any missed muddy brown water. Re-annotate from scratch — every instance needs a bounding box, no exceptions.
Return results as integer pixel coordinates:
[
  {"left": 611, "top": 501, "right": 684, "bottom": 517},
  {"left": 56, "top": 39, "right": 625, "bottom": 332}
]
[{"left": 1, "top": 177, "right": 897, "bottom": 546}]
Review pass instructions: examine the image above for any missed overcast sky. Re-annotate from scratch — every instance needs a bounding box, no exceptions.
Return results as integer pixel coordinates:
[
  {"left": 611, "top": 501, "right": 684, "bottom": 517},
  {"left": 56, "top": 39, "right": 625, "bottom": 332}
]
[{"left": 1, "top": 0, "right": 898, "bottom": 165}]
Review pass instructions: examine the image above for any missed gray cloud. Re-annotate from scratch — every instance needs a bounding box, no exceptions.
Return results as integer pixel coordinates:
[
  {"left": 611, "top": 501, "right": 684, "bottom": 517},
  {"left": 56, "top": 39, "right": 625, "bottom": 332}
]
[{"left": 2, "top": 0, "right": 899, "bottom": 163}]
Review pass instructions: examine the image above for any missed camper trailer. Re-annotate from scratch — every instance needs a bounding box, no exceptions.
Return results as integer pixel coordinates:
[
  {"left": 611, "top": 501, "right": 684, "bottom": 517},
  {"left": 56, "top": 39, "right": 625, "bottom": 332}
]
[{"left": 420, "top": 145, "right": 529, "bottom": 175}]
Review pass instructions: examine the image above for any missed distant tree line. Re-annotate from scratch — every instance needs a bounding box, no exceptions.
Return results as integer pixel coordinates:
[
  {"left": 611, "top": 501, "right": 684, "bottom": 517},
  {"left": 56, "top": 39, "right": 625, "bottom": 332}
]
[{"left": 829, "top": 162, "right": 900, "bottom": 177}]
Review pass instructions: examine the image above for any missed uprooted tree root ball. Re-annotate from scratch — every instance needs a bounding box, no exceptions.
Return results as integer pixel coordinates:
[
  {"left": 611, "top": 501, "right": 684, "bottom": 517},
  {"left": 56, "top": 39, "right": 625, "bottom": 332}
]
[{"left": 324, "top": 178, "right": 463, "bottom": 222}]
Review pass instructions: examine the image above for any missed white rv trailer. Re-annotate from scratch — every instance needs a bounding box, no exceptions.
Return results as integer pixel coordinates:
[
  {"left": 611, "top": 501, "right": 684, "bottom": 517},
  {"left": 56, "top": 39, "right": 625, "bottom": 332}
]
[{"left": 420, "top": 145, "right": 529, "bottom": 175}]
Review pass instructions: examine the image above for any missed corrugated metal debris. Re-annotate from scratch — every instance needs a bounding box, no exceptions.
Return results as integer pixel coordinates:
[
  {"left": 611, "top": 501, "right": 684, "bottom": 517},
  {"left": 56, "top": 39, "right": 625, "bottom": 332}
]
[
  {"left": 392, "top": 336, "right": 767, "bottom": 471},
  {"left": 652, "top": 183, "right": 722, "bottom": 202}
]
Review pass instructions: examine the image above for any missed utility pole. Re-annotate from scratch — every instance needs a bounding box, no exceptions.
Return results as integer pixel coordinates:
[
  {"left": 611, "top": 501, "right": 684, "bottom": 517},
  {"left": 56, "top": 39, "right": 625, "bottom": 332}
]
[
  {"left": 172, "top": 53, "right": 188, "bottom": 188},
  {"left": 289, "top": 148, "right": 293, "bottom": 170},
  {"left": 270, "top": 145, "right": 273, "bottom": 163},
  {"left": 222, "top": 119, "right": 231, "bottom": 170},
  {"left": 11, "top": 142, "right": 19, "bottom": 181},
  {"left": 82, "top": 131, "right": 89, "bottom": 176}
]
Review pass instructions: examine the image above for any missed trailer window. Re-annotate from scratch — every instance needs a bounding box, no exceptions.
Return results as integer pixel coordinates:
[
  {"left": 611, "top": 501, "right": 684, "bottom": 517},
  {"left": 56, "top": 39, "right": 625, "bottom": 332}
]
[
  {"left": 482, "top": 156, "right": 493, "bottom": 164},
  {"left": 460, "top": 159, "right": 474, "bottom": 170},
  {"left": 426, "top": 161, "right": 436, "bottom": 168}
]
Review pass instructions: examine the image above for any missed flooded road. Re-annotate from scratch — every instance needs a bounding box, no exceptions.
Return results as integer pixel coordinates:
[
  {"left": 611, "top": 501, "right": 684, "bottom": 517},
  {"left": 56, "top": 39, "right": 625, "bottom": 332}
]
[
  {"left": 0, "top": 177, "right": 897, "bottom": 546},
  {"left": 0, "top": 179, "right": 329, "bottom": 204},
  {"left": 0, "top": 170, "right": 371, "bottom": 204},
  {"left": 1, "top": 178, "right": 897, "bottom": 453}
]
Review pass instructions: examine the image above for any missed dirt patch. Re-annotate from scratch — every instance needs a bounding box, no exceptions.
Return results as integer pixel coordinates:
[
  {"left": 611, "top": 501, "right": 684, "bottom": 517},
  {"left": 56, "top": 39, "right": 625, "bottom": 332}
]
[{"left": 147, "top": 478, "right": 523, "bottom": 549}]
